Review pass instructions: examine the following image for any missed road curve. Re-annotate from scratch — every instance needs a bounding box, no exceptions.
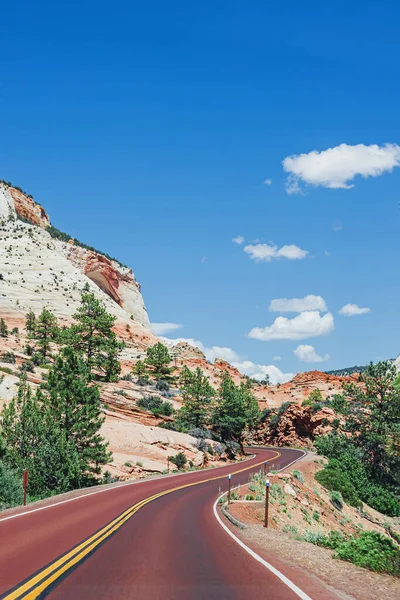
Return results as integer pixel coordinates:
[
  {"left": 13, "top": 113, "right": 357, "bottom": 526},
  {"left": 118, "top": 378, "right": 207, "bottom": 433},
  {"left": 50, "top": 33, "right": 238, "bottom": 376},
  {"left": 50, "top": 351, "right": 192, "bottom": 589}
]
[{"left": 0, "top": 447, "right": 310, "bottom": 599}]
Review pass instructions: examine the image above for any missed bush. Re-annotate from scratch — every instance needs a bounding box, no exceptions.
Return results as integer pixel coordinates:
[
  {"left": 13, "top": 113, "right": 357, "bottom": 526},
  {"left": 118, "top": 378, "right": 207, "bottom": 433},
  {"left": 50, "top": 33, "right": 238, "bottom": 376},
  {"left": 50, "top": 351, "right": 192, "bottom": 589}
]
[
  {"left": 329, "top": 490, "right": 344, "bottom": 510},
  {"left": 155, "top": 379, "right": 170, "bottom": 392},
  {"left": 137, "top": 395, "right": 174, "bottom": 417},
  {"left": 188, "top": 427, "right": 209, "bottom": 439},
  {"left": 315, "top": 466, "right": 362, "bottom": 508},
  {"left": 292, "top": 470, "right": 304, "bottom": 483},
  {"left": 19, "top": 360, "right": 34, "bottom": 373},
  {"left": 120, "top": 373, "right": 133, "bottom": 381},
  {"left": 1, "top": 352, "right": 16, "bottom": 364},
  {"left": 169, "top": 452, "right": 187, "bottom": 470},
  {"left": 0, "top": 461, "right": 24, "bottom": 508},
  {"left": 334, "top": 531, "right": 400, "bottom": 576}
]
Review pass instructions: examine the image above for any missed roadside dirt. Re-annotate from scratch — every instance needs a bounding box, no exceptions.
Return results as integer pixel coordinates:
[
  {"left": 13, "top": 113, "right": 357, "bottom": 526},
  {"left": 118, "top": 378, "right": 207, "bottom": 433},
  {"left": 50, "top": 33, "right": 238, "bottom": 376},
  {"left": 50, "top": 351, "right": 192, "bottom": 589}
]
[{"left": 221, "top": 452, "right": 400, "bottom": 600}]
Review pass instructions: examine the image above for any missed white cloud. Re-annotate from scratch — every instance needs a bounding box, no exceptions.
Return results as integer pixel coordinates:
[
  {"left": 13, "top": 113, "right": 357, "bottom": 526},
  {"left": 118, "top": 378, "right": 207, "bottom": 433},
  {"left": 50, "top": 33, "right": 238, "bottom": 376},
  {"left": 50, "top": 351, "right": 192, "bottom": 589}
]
[
  {"left": 338, "top": 304, "right": 371, "bottom": 317},
  {"left": 269, "top": 294, "right": 327, "bottom": 313},
  {"left": 248, "top": 311, "right": 334, "bottom": 341},
  {"left": 264, "top": 178, "right": 272, "bottom": 185},
  {"left": 244, "top": 243, "right": 308, "bottom": 263},
  {"left": 283, "top": 143, "right": 400, "bottom": 193},
  {"left": 151, "top": 322, "right": 183, "bottom": 336},
  {"left": 273, "top": 356, "right": 282, "bottom": 361},
  {"left": 162, "top": 337, "right": 292, "bottom": 384},
  {"left": 232, "top": 235, "right": 245, "bottom": 245},
  {"left": 294, "top": 344, "right": 329, "bottom": 363}
]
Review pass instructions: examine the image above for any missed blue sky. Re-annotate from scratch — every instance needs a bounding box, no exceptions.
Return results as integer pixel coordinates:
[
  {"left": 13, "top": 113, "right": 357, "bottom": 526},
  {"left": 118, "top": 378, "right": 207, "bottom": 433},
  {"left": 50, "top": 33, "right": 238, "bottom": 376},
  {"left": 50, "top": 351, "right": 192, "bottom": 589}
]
[{"left": 1, "top": 1, "right": 399, "bottom": 381}]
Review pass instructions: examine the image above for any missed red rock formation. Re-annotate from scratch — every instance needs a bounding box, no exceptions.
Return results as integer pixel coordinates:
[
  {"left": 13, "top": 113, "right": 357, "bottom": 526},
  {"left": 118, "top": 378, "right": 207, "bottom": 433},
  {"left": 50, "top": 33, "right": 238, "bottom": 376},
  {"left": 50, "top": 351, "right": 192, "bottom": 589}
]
[
  {"left": 9, "top": 187, "right": 50, "bottom": 228},
  {"left": 248, "top": 404, "right": 341, "bottom": 449}
]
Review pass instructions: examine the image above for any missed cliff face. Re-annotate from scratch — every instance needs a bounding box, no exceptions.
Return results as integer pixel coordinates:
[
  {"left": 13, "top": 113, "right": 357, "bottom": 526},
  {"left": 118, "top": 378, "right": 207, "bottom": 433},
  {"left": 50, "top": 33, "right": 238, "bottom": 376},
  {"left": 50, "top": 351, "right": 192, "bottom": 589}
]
[{"left": 0, "top": 183, "right": 151, "bottom": 339}]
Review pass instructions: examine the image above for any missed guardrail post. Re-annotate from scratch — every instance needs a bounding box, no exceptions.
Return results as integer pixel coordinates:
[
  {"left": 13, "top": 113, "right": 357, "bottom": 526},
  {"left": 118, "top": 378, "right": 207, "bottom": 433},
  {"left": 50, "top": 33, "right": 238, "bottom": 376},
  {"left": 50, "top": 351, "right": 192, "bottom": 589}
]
[{"left": 264, "top": 478, "right": 270, "bottom": 528}]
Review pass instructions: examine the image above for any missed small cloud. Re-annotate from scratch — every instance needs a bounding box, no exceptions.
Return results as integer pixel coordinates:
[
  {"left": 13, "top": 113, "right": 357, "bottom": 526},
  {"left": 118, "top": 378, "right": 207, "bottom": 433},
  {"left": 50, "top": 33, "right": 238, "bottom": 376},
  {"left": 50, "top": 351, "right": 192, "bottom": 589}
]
[
  {"left": 248, "top": 311, "right": 334, "bottom": 341},
  {"left": 324, "top": 250, "right": 331, "bottom": 257},
  {"left": 269, "top": 294, "right": 327, "bottom": 313},
  {"left": 151, "top": 322, "right": 183, "bottom": 336},
  {"left": 338, "top": 304, "right": 371, "bottom": 317},
  {"left": 294, "top": 344, "right": 329, "bottom": 363},
  {"left": 283, "top": 143, "right": 400, "bottom": 193},
  {"left": 272, "top": 356, "right": 282, "bottom": 361},
  {"left": 332, "top": 220, "right": 343, "bottom": 232},
  {"left": 244, "top": 243, "right": 308, "bottom": 263},
  {"left": 201, "top": 256, "right": 208, "bottom": 264},
  {"left": 232, "top": 235, "right": 245, "bottom": 245},
  {"left": 263, "top": 178, "right": 272, "bottom": 185}
]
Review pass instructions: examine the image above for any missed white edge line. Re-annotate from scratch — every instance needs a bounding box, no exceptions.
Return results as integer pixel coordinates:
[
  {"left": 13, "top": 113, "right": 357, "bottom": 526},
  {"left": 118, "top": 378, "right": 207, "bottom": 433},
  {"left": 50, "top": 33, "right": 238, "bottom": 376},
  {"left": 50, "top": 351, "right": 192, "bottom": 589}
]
[
  {"left": 213, "top": 449, "right": 312, "bottom": 600},
  {"left": 0, "top": 452, "right": 257, "bottom": 524}
]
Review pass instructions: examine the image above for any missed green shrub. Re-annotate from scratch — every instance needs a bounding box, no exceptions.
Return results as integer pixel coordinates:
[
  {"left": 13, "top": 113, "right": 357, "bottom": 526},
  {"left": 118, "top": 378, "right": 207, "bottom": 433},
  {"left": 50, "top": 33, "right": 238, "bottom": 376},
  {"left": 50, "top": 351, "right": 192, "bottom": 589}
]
[
  {"left": 334, "top": 532, "right": 400, "bottom": 576},
  {"left": 245, "top": 494, "right": 255, "bottom": 500},
  {"left": 292, "top": 470, "right": 304, "bottom": 483},
  {"left": 329, "top": 490, "right": 344, "bottom": 510},
  {"left": 136, "top": 461, "right": 143, "bottom": 467},
  {"left": 0, "top": 461, "right": 24, "bottom": 508},
  {"left": 312, "top": 510, "right": 320, "bottom": 521},
  {"left": 1, "top": 352, "right": 16, "bottom": 364},
  {"left": 315, "top": 466, "right": 362, "bottom": 508},
  {"left": 169, "top": 452, "right": 187, "bottom": 470},
  {"left": 137, "top": 395, "right": 174, "bottom": 417}
]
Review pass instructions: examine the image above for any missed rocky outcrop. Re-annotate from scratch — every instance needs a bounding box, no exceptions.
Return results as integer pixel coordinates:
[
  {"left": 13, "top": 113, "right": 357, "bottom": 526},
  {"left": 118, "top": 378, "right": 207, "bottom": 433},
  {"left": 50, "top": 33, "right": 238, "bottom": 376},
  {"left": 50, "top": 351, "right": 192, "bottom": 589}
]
[
  {"left": 0, "top": 182, "right": 151, "bottom": 333},
  {"left": 263, "top": 369, "right": 359, "bottom": 409},
  {"left": 9, "top": 187, "right": 50, "bottom": 228},
  {"left": 248, "top": 404, "right": 340, "bottom": 449}
]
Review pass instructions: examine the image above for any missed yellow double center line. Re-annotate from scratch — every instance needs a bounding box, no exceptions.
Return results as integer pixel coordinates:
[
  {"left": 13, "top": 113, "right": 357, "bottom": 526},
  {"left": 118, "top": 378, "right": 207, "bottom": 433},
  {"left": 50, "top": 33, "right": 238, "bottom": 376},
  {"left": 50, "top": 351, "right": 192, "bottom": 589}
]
[{"left": 2, "top": 451, "right": 280, "bottom": 599}]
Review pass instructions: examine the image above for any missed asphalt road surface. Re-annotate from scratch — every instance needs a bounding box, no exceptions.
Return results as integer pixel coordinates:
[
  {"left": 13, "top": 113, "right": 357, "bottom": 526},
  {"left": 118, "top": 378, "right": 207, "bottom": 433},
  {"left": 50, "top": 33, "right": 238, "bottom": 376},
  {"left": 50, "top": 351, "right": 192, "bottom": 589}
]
[{"left": 0, "top": 447, "right": 310, "bottom": 599}]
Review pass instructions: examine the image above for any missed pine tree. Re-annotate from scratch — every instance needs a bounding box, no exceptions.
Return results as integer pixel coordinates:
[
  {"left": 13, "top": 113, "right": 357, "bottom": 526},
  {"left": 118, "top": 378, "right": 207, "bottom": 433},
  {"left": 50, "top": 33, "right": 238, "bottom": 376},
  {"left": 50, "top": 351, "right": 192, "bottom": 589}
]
[
  {"left": 45, "top": 347, "right": 111, "bottom": 480},
  {"left": 179, "top": 366, "right": 215, "bottom": 428},
  {"left": 1, "top": 375, "right": 84, "bottom": 497},
  {"left": 212, "top": 374, "right": 260, "bottom": 450},
  {"left": 34, "top": 308, "right": 58, "bottom": 358},
  {"left": 67, "top": 292, "right": 123, "bottom": 381},
  {"left": 0, "top": 319, "right": 8, "bottom": 338},
  {"left": 132, "top": 360, "right": 148, "bottom": 382},
  {"left": 145, "top": 342, "right": 173, "bottom": 380},
  {"left": 25, "top": 310, "right": 36, "bottom": 334},
  {"left": 1, "top": 375, "right": 43, "bottom": 467}
]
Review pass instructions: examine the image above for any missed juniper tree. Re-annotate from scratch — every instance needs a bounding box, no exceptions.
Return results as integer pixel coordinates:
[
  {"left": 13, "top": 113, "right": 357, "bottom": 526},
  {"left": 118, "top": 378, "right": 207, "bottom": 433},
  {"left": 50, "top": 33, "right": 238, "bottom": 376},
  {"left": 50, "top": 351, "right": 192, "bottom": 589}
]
[{"left": 67, "top": 292, "right": 123, "bottom": 381}]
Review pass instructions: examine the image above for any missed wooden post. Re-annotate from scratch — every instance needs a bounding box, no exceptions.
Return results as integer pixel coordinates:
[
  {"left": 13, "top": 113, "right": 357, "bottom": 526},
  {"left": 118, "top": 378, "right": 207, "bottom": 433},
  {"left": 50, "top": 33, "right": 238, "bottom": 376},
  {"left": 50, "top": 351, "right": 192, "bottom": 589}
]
[
  {"left": 23, "top": 470, "right": 29, "bottom": 506},
  {"left": 264, "top": 478, "right": 270, "bottom": 528},
  {"left": 167, "top": 456, "right": 170, "bottom": 473},
  {"left": 228, "top": 474, "right": 232, "bottom": 504}
]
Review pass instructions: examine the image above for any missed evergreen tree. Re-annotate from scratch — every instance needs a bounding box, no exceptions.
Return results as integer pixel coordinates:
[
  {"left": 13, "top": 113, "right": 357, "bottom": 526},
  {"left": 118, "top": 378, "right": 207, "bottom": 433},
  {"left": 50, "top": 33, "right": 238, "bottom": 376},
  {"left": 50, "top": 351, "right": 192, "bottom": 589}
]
[
  {"left": 25, "top": 310, "right": 36, "bottom": 334},
  {"left": 67, "top": 292, "right": 123, "bottom": 381},
  {"left": 45, "top": 347, "right": 111, "bottom": 480},
  {"left": 132, "top": 360, "right": 148, "bottom": 382},
  {"left": 343, "top": 361, "right": 400, "bottom": 487},
  {"left": 1, "top": 375, "right": 43, "bottom": 467},
  {"left": 0, "top": 372, "right": 93, "bottom": 497},
  {"left": 34, "top": 308, "right": 58, "bottom": 358},
  {"left": 0, "top": 318, "right": 8, "bottom": 338},
  {"left": 145, "top": 342, "right": 173, "bottom": 380},
  {"left": 179, "top": 366, "right": 215, "bottom": 428},
  {"left": 212, "top": 374, "right": 260, "bottom": 450}
]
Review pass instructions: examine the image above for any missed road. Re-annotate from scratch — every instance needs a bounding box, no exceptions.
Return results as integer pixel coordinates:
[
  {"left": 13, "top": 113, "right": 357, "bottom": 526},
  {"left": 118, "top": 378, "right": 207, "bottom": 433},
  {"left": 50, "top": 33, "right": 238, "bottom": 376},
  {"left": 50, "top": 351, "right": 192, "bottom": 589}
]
[{"left": 0, "top": 447, "right": 310, "bottom": 600}]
